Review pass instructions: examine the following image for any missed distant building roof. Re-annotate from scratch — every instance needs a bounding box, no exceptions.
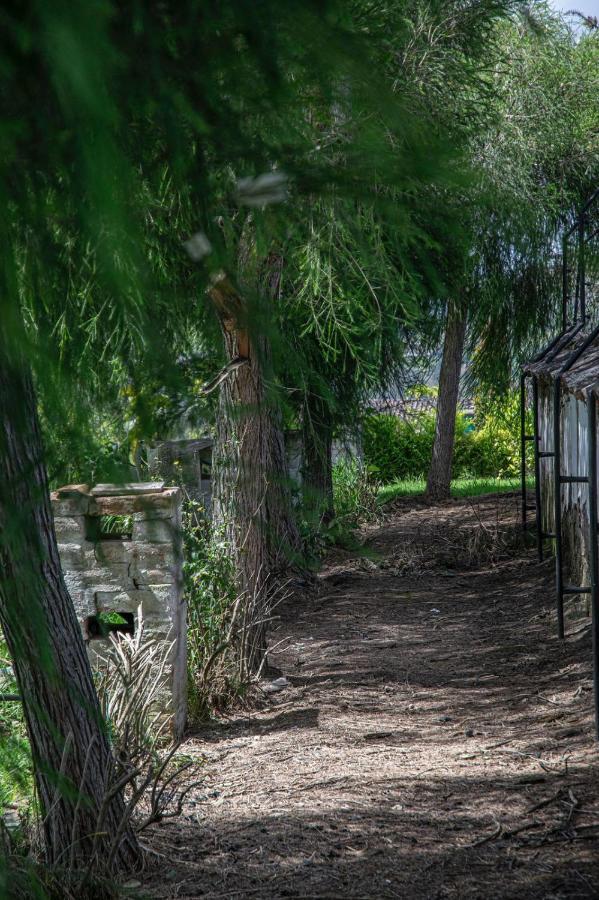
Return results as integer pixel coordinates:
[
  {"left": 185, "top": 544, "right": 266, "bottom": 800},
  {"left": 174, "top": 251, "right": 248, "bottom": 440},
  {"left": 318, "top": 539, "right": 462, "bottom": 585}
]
[
  {"left": 368, "top": 394, "right": 474, "bottom": 420},
  {"left": 368, "top": 396, "right": 437, "bottom": 420},
  {"left": 152, "top": 437, "right": 214, "bottom": 453}
]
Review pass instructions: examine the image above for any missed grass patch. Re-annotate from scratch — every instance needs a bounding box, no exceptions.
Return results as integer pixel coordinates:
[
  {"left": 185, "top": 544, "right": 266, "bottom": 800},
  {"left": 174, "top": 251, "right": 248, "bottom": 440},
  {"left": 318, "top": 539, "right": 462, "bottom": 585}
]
[
  {"left": 0, "top": 651, "right": 32, "bottom": 815},
  {"left": 378, "top": 476, "right": 532, "bottom": 505}
]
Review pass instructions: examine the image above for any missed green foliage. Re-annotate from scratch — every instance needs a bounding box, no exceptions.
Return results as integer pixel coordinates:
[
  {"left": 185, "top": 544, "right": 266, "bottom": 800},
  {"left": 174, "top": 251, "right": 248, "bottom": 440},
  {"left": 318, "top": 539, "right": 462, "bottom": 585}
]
[
  {"left": 97, "top": 516, "right": 133, "bottom": 538},
  {"left": 182, "top": 500, "right": 240, "bottom": 722},
  {"left": 297, "top": 458, "right": 379, "bottom": 562},
  {"left": 458, "top": 391, "right": 533, "bottom": 477},
  {"left": 363, "top": 389, "right": 532, "bottom": 483},
  {"left": 363, "top": 411, "right": 437, "bottom": 483},
  {"left": 4, "top": 0, "right": 595, "bottom": 887},
  {"left": 466, "top": 13, "right": 599, "bottom": 387},
  {"left": 0, "top": 642, "right": 33, "bottom": 900},
  {"left": 295, "top": 501, "right": 336, "bottom": 566},
  {"left": 91, "top": 611, "right": 129, "bottom": 643},
  {"left": 332, "top": 458, "right": 380, "bottom": 528},
  {"left": 96, "top": 612, "right": 127, "bottom": 626},
  {"left": 41, "top": 406, "right": 132, "bottom": 489},
  {"left": 0, "top": 646, "right": 33, "bottom": 820},
  {"left": 0, "top": 710, "right": 31, "bottom": 816}
]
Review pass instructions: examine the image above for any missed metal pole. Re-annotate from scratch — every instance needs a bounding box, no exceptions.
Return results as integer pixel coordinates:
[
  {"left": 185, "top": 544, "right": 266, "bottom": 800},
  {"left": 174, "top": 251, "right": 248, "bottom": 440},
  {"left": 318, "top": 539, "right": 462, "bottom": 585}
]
[
  {"left": 581, "top": 186, "right": 599, "bottom": 215},
  {"left": 545, "top": 321, "right": 585, "bottom": 365},
  {"left": 532, "top": 329, "right": 569, "bottom": 364},
  {"left": 554, "top": 376, "right": 565, "bottom": 638},
  {"left": 562, "top": 320, "right": 599, "bottom": 375},
  {"left": 521, "top": 372, "right": 528, "bottom": 531},
  {"left": 588, "top": 392, "right": 599, "bottom": 741},
  {"left": 562, "top": 233, "right": 569, "bottom": 331},
  {"left": 533, "top": 377, "right": 544, "bottom": 561},
  {"left": 580, "top": 214, "right": 586, "bottom": 322}
]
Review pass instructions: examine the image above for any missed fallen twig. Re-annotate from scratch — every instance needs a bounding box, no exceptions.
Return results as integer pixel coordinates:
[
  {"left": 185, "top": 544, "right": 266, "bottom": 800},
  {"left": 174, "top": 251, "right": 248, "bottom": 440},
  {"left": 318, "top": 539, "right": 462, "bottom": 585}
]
[
  {"left": 467, "top": 821, "right": 502, "bottom": 848},
  {"left": 525, "top": 790, "right": 563, "bottom": 815}
]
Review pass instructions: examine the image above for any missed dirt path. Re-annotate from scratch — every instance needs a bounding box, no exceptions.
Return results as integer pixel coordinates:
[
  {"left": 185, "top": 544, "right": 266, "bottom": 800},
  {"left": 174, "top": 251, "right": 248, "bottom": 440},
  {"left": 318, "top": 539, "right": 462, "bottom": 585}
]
[{"left": 144, "top": 493, "right": 599, "bottom": 899}]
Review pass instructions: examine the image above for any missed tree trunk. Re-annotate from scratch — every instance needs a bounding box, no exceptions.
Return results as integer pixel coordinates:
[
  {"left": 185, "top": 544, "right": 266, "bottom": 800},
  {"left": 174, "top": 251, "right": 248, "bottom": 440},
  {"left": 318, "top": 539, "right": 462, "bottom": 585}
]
[
  {"left": 301, "top": 393, "right": 334, "bottom": 526},
  {"left": 0, "top": 330, "right": 139, "bottom": 872},
  {"left": 210, "top": 273, "right": 302, "bottom": 673},
  {"left": 426, "top": 301, "right": 467, "bottom": 501}
]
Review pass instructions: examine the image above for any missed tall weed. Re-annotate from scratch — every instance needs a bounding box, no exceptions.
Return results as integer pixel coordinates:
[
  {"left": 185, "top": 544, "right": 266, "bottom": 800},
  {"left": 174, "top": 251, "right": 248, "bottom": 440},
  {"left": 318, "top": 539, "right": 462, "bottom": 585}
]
[
  {"left": 299, "top": 458, "right": 379, "bottom": 561},
  {"left": 183, "top": 499, "right": 246, "bottom": 721},
  {"left": 332, "top": 458, "right": 380, "bottom": 528}
]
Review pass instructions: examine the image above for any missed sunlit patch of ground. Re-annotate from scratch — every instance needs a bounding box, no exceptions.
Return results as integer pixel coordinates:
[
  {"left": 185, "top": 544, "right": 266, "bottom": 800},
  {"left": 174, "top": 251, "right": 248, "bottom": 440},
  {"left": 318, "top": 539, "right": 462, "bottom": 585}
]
[{"left": 378, "top": 476, "right": 532, "bottom": 504}]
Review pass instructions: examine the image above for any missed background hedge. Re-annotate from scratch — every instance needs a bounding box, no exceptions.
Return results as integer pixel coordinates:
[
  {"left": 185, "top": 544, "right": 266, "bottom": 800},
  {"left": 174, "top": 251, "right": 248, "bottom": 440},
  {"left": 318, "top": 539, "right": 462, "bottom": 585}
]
[{"left": 362, "top": 390, "right": 530, "bottom": 484}]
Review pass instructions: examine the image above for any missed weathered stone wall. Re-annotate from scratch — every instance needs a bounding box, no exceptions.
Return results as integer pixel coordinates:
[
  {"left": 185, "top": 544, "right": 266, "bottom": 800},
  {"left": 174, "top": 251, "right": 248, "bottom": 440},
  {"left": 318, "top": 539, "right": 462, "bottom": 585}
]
[
  {"left": 51, "top": 482, "right": 186, "bottom": 738},
  {"left": 147, "top": 439, "right": 212, "bottom": 511}
]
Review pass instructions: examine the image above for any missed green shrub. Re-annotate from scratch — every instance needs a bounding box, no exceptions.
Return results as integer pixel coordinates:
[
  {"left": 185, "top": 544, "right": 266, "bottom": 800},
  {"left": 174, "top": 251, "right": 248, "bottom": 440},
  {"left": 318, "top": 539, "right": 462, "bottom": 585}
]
[
  {"left": 182, "top": 499, "right": 240, "bottom": 722},
  {"left": 363, "top": 411, "right": 436, "bottom": 482},
  {"left": 363, "top": 389, "right": 532, "bottom": 484},
  {"left": 333, "top": 457, "right": 379, "bottom": 528},
  {"left": 467, "top": 391, "right": 532, "bottom": 478},
  {"left": 0, "top": 648, "right": 32, "bottom": 817},
  {"left": 297, "top": 458, "right": 379, "bottom": 561}
]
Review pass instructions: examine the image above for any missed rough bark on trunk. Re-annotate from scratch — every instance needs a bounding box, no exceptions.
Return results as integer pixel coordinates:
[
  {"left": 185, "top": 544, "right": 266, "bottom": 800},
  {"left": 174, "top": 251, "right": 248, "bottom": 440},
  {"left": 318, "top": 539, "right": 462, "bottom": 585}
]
[
  {"left": 0, "top": 337, "right": 139, "bottom": 871},
  {"left": 426, "top": 301, "right": 467, "bottom": 501},
  {"left": 210, "top": 273, "right": 302, "bottom": 673},
  {"left": 301, "top": 393, "right": 334, "bottom": 526}
]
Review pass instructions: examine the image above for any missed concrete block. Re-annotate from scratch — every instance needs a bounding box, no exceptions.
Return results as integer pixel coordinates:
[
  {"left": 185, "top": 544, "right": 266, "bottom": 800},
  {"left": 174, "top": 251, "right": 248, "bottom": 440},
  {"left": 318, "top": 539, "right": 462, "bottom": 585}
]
[
  {"left": 93, "top": 541, "right": 132, "bottom": 565},
  {"left": 128, "top": 543, "right": 181, "bottom": 586},
  {"left": 135, "top": 489, "right": 181, "bottom": 519},
  {"left": 91, "top": 482, "right": 165, "bottom": 496},
  {"left": 92, "top": 489, "right": 178, "bottom": 518},
  {"left": 149, "top": 583, "right": 183, "bottom": 615},
  {"left": 132, "top": 517, "right": 176, "bottom": 543},
  {"left": 135, "top": 589, "right": 171, "bottom": 616},
  {"left": 129, "top": 542, "right": 175, "bottom": 568},
  {"left": 66, "top": 580, "right": 96, "bottom": 619},
  {"left": 53, "top": 515, "right": 87, "bottom": 543},
  {"left": 57, "top": 543, "right": 91, "bottom": 571},
  {"left": 82, "top": 564, "right": 131, "bottom": 592},
  {"left": 53, "top": 484, "right": 90, "bottom": 498},
  {"left": 93, "top": 589, "right": 131, "bottom": 611},
  {"left": 141, "top": 617, "right": 177, "bottom": 645},
  {"left": 91, "top": 495, "right": 137, "bottom": 517},
  {"left": 51, "top": 495, "right": 92, "bottom": 516}
]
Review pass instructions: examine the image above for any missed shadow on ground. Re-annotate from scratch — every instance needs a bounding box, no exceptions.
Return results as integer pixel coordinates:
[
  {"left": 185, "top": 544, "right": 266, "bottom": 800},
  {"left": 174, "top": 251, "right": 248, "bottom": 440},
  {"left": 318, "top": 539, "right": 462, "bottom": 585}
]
[{"left": 143, "top": 493, "right": 599, "bottom": 899}]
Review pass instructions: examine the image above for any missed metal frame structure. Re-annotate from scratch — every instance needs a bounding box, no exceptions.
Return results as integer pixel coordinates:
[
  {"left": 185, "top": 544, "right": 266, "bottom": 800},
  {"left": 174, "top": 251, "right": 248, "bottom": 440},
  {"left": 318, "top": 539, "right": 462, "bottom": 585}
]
[
  {"left": 552, "top": 324, "right": 599, "bottom": 639},
  {"left": 519, "top": 215, "right": 591, "bottom": 539},
  {"left": 587, "top": 387, "right": 599, "bottom": 738},
  {"left": 520, "top": 323, "right": 583, "bottom": 550},
  {"left": 520, "top": 190, "right": 599, "bottom": 738}
]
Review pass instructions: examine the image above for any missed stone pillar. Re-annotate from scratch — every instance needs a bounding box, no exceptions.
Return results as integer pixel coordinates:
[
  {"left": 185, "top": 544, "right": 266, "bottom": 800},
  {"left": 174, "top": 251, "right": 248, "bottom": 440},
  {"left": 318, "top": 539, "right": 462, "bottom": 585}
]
[{"left": 51, "top": 482, "right": 186, "bottom": 739}]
